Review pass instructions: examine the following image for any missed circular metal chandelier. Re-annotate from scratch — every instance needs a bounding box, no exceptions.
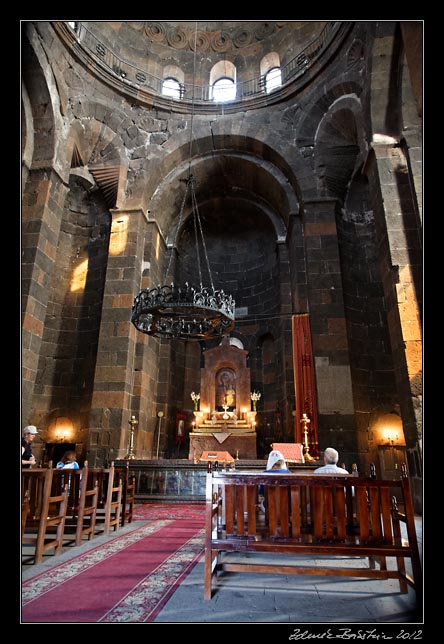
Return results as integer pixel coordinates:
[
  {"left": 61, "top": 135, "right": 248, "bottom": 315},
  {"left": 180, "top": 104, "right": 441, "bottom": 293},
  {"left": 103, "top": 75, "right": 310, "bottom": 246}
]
[
  {"left": 131, "top": 282, "right": 235, "bottom": 340},
  {"left": 131, "top": 174, "right": 235, "bottom": 341}
]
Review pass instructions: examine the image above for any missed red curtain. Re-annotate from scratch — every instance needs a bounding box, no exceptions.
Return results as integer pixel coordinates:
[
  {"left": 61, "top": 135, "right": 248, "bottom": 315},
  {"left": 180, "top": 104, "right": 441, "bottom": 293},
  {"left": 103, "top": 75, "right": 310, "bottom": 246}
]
[{"left": 292, "top": 314, "right": 319, "bottom": 456}]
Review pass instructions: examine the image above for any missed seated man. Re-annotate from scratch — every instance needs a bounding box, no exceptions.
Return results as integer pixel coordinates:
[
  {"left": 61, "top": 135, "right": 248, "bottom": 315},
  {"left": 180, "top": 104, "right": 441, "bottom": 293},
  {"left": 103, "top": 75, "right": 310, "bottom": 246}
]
[{"left": 314, "top": 447, "right": 349, "bottom": 474}]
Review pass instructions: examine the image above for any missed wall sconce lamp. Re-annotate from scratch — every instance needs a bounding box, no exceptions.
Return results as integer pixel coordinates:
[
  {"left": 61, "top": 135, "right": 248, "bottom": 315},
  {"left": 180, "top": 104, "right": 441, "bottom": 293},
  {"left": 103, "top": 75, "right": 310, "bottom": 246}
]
[{"left": 386, "top": 431, "right": 399, "bottom": 445}]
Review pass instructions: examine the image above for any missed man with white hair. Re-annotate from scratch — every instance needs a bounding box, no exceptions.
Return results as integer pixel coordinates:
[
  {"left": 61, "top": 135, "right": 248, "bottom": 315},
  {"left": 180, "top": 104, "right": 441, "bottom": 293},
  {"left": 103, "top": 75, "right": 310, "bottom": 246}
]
[
  {"left": 314, "top": 447, "right": 349, "bottom": 474},
  {"left": 22, "top": 425, "right": 38, "bottom": 468}
]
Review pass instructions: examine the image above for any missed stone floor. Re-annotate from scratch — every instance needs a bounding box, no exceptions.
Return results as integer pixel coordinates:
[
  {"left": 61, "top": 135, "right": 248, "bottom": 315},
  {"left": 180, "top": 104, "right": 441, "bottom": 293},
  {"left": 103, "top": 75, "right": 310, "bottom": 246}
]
[{"left": 21, "top": 514, "right": 424, "bottom": 630}]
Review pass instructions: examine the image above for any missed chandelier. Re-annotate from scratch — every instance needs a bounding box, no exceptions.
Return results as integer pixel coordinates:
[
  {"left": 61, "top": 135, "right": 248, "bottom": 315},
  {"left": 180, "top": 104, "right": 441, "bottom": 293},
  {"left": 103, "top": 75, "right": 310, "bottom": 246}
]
[
  {"left": 131, "top": 176, "right": 235, "bottom": 340},
  {"left": 131, "top": 25, "right": 235, "bottom": 341}
]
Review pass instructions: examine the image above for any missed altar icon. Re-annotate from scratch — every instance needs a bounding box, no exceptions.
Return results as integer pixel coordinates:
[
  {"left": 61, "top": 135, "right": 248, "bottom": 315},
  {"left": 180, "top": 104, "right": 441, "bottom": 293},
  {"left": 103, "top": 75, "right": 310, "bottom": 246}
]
[{"left": 216, "top": 369, "right": 236, "bottom": 410}]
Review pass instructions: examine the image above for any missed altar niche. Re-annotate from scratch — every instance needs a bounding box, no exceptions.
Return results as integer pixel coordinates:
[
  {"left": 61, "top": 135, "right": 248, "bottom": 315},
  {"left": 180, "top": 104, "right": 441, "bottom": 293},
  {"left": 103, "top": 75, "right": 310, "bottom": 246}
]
[
  {"left": 216, "top": 368, "right": 236, "bottom": 411},
  {"left": 189, "top": 337, "right": 257, "bottom": 460}
]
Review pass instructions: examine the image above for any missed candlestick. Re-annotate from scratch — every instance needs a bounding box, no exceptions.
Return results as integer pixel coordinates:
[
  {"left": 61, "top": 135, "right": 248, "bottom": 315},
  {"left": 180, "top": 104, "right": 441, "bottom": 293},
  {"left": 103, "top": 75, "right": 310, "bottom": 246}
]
[
  {"left": 126, "top": 415, "right": 138, "bottom": 459},
  {"left": 300, "top": 413, "right": 315, "bottom": 462}
]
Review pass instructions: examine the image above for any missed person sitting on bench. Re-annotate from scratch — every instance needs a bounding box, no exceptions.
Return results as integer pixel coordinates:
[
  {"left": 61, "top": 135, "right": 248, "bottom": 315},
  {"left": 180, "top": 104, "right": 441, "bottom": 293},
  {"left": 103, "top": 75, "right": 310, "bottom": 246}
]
[
  {"left": 265, "top": 449, "right": 290, "bottom": 473},
  {"left": 259, "top": 449, "right": 290, "bottom": 511},
  {"left": 314, "top": 447, "right": 349, "bottom": 474}
]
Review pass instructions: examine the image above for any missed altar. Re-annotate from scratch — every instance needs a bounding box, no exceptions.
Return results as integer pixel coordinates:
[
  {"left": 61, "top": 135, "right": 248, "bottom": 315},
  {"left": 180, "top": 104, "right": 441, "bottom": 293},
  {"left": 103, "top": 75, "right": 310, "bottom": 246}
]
[{"left": 188, "top": 337, "right": 258, "bottom": 461}]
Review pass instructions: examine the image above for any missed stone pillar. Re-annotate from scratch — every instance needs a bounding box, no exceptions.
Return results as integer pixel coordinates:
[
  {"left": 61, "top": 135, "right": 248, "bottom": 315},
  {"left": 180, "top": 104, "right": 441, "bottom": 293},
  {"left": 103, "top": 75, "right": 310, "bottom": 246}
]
[
  {"left": 276, "top": 240, "right": 299, "bottom": 440},
  {"left": 364, "top": 143, "right": 422, "bottom": 509},
  {"left": 22, "top": 166, "right": 69, "bottom": 425},
  {"left": 87, "top": 208, "right": 149, "bottom": 466},
  {"left": 302, "top": 198, "right": 356, "bottom": 455}
]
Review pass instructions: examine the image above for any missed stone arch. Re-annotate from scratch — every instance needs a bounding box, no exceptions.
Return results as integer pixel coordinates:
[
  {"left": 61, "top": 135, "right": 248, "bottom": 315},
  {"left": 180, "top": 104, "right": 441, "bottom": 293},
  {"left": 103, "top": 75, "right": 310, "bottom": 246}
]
[
  {"left": 162, "top": 64, "right": 185, "bottom": 85},
  {"left": 21, "top": 81, "right": 34, "bottom": 192},
  {"left": 210, "top": 59, "right": 237, "bottom": 85},
  {"left": 313, "top": 95, "right": 367, "bottom": 202},
  {"left": 260, "top": 51, "right": 281, "bottom": 76},
  {"left": 135, "top": 124, "right": 302, "bottom": 210},
  {"left": 145, "top": 130, "right": 300, "bottom": 245},
  {"left": 150, "top": 152, "right": 291, "bottom": 246},
  {"left": 296, "top": 80, "right": 364, "bottom": 148},
  {"left": 22, "top": 24, "right": 63, "bottom": 169}
]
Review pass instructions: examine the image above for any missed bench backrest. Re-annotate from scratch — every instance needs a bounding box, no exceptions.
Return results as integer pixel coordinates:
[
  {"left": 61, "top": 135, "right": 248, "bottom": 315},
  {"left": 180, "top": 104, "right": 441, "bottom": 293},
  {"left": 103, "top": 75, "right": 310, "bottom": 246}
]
[
  {"left": 84, "top": 462, "right": 122, "bottom": 533},
  {"left": 207, "top": 470, "right": 418, "bottom": 546}
]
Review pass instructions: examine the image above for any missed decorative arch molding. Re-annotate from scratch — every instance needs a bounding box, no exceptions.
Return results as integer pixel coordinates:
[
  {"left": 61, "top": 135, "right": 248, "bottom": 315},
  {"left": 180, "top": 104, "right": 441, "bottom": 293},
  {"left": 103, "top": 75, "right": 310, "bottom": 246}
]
[
  {"left": 144, "top": 21, "right": 285, "bottom": 53},
  {"left": 65, "top": 120, "right": 86, "bottom": 169},
  {"left": 69, "top": 115, "right": 129, "bottom": 210}
]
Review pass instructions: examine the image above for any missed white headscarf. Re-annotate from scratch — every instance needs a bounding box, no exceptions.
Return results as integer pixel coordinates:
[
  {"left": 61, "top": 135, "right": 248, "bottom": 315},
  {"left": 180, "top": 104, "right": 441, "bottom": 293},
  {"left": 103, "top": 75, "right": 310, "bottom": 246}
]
[{"left": 266, "top": 449, "right": 286, "bottom": 470}]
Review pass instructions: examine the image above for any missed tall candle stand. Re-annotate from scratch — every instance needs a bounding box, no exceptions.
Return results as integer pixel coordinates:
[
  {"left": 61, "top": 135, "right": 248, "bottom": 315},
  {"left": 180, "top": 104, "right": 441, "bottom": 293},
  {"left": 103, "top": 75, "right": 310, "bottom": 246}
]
[
  {"left": 155, "top": 411, "right": 164, "bottom": 460},
  {"left": 126, "top": 415, "right": 138, "bottom": 459},
  {"left": 301, "top": 413, "right": 315, "bottom": 462}
]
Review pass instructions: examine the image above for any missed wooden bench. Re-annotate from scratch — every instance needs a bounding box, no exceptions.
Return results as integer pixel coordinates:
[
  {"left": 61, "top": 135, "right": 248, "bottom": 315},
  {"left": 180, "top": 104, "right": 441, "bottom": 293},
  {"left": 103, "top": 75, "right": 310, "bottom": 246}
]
[
  {"left": 50, "top": 462, "right": 99, "bottom": 546},
  {"left": 84, "top": 462, "right": 122, "bottom": 535},
  {"left": 22, "top": 468, "right": 69, "bottom": 564},
  {"left": 204, "top": 464, "right": 422, "bottom": 605},
  {"left": 115, "top": 462, "right": 136, "bottom": 526}
]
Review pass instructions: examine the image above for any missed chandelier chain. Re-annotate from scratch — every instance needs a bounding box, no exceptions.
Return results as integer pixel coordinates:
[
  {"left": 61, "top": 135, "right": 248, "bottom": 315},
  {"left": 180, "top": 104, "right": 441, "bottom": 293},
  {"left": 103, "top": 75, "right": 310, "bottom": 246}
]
[
  {"left": 130, "top": 21, "right": 235, "bottom": 340},
  {"left": 164, "top": 178, "right": 189, "bottom": 282}
]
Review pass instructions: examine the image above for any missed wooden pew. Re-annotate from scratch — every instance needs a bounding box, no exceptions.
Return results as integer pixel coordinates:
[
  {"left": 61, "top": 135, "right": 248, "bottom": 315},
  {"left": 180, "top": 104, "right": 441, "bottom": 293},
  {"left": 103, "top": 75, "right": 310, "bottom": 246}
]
[
  {"left": 22, "top": 489, "right": 30, "bottom": 538},
  {"left": 22, "top": 468, "right": 69, "bottom": 564},
  {"left": 50, "top": 462, "right": 99, "bottom": 546},
  {"left": 84, "top": 462, "right": 122, "bottom": 535},
  {"left": 115, "top": 462, "right": 136, "bottom": 526},
  {"left": 204, "top": 464, "right": 422, "bottom": 608}
]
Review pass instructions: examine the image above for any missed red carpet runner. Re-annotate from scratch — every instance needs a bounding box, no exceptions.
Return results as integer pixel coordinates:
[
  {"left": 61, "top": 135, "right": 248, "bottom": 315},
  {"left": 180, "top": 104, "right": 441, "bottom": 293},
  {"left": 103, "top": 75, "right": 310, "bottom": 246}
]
[{"left": 22, "top": 504, "right": 205, "bottom": 623}]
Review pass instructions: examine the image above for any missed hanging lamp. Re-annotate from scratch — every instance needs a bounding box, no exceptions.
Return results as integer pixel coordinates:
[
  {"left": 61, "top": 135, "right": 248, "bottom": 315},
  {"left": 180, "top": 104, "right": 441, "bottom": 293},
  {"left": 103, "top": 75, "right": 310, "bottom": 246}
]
[{"left": 131, "top": 23, "right": 235, "bottom": 341}]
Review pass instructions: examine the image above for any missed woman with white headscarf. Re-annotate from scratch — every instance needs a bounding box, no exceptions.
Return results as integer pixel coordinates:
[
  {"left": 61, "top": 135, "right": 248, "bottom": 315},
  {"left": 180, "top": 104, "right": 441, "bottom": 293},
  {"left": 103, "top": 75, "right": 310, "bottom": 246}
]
[
  {"left": 265, "top": 449, "right": 290, "bottom": 473},
  {"left": 259, "top": 449, "right": 290, "bottom": 511}
]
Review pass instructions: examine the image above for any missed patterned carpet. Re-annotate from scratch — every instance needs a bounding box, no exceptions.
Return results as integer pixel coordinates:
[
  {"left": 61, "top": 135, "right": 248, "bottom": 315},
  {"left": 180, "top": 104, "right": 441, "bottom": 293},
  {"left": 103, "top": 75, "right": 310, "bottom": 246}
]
[
  {"left": 132, "top": 502, "right": 205, "bottom": 521},
  {"left": 22, "top": 504, "right": 205, "bottom": 623}
]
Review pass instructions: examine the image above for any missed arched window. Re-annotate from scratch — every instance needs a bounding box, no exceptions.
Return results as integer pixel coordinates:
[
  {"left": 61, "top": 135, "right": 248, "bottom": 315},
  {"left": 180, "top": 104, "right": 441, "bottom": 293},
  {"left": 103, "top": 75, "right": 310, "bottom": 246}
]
[
  {"left": 210, "top": 60, "right": 237, "bottom": 102},
  {"left": 162, "top": 77, "right": 183, "bottom": 100},
  {"left": 264, "top": 67, "right": 282, "bottom": 93},
  {"left": 260, "top": 52, "right": 282, "bottom": 94},
  {"left": 212, "top": 77, "right": 236, "bottom": 102}
]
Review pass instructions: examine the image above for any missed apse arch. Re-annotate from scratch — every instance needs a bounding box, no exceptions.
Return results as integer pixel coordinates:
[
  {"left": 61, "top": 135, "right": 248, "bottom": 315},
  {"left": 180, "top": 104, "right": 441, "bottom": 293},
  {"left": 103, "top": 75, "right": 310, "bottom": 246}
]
[
  {"left": 136, "top": 126, "right": 302, "bottom": 211},
  {"left": 148, "top": 149, "right": 294, "bottom": 246}
]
